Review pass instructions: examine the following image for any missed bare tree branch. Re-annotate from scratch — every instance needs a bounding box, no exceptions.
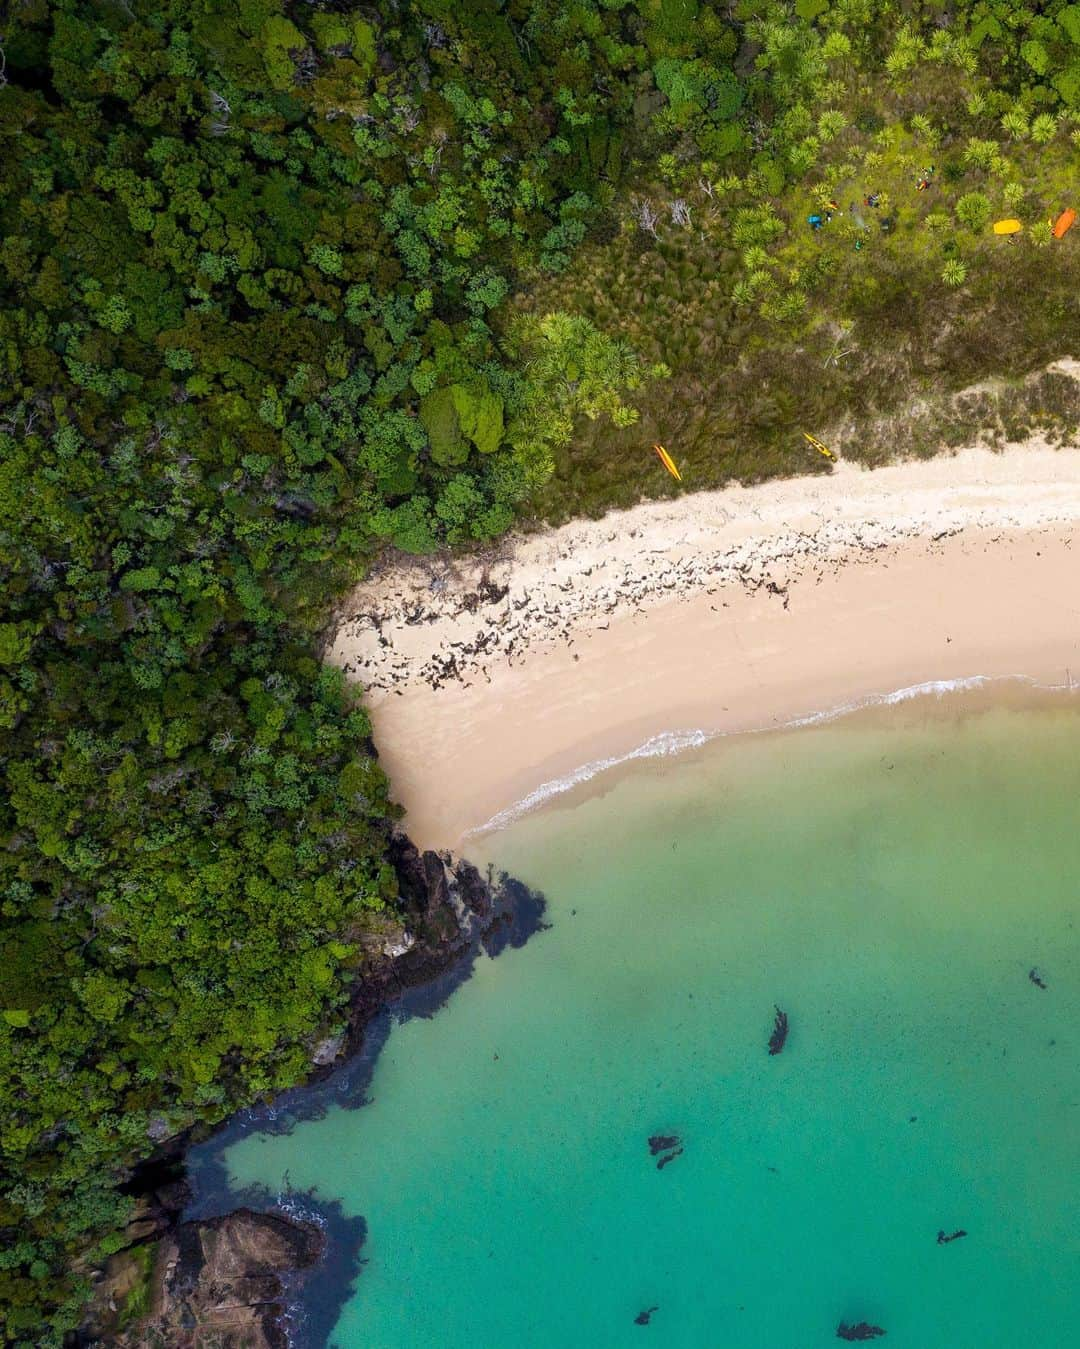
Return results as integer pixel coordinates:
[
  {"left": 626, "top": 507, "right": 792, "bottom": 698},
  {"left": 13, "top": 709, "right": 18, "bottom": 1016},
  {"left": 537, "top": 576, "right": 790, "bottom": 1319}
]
[{"left": 633, "top": 197, "right": 660, "bottom": 238}]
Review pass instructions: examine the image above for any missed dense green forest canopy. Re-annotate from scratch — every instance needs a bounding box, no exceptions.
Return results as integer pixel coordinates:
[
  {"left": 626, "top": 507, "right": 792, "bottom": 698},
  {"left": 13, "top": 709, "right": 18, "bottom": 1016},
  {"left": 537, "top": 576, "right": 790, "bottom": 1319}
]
[{"left": 1, "top": 0, "right": 1079, "bottom": 1341}]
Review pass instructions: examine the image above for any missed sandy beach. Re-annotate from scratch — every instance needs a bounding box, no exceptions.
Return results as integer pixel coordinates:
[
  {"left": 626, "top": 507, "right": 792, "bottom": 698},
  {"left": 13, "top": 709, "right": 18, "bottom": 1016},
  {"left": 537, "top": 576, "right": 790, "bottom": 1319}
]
[{"left": 329, "top": 443, "right": 1080, "bottom": 849}]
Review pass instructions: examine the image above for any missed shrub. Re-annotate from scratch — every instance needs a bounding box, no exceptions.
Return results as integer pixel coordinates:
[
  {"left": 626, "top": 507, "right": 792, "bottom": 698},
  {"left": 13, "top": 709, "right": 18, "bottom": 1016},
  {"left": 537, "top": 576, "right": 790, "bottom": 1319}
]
[{"left": 955, "top": 192, "right": 991, "bottom": 232}]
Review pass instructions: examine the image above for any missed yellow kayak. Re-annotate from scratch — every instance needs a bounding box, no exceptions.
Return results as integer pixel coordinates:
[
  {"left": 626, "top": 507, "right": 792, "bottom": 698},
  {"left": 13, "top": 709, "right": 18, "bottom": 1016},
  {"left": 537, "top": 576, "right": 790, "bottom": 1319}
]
[
  {"left": 802, "top": 431, "right": 836, "bottom": 461},
  {"left": 993, "top": 218, "right": 1022, "bottom": 235},
  {"left": 653, "top": 444, "right": 682, "bottom": 482}
]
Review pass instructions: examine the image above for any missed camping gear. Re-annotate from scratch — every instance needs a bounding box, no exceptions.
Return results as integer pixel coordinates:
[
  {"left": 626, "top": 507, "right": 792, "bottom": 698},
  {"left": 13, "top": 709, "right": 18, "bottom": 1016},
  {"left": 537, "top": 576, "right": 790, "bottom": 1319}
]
[
  {"left": 1053, "top": 209, "right": 1076, "bottom": 239},
  {"left": 993, "top": 219, "right": 1023, "bottom": 235}
]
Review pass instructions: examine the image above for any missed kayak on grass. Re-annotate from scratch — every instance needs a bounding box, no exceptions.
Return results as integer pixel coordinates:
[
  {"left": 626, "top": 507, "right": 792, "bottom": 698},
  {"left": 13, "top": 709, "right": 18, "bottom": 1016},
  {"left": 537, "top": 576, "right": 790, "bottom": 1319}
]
[
  {"left": 652, "top": 444, "right": 682, "bottom": 481},
  {"left": 803, "top": 431, "right": 837, "bottom": 461}
]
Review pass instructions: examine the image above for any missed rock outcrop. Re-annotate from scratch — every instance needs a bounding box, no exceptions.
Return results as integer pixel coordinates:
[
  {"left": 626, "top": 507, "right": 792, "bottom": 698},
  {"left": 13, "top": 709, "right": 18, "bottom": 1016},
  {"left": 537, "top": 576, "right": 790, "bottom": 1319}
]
[
  {"left": 133, "top": 1209, "right": 321, "bottom": 1349},
  {"left": 78, "top": 839, "right": 545, "bottom": 1348}
]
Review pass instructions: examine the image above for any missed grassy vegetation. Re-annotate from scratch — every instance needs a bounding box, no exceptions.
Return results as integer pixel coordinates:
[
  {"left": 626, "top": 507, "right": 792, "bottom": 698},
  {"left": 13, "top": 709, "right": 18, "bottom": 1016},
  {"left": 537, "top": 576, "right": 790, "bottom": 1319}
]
[
  {"left": 113, "top": 1242, "right": 156, "bottom": 1332},
  {"left": 511, "top": 60, "right": 1080, "bottom": 524}
]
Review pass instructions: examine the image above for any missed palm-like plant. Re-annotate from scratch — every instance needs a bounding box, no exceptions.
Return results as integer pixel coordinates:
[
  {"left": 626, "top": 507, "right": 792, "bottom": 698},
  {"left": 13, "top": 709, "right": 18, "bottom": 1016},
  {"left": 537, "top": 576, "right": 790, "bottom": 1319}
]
[
  {"left": 817, "top": 109, "right": 848, "bottom": 143},
  {"left": 999, "top": 109, "right": 1029, "bottom": 141},
  {"left": 941, "top": 259, "right": 967, "bottom": 287},
  {"left": 1003, "top": 181, "right": 1025, "bottom": 210}
]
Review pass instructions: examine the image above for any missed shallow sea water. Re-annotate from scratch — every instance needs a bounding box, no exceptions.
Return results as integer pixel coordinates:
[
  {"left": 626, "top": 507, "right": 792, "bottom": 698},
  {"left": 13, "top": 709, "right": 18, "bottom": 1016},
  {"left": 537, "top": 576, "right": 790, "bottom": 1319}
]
[{"left": 213, "top": 695, "right": 1080, "bottom": 1347}]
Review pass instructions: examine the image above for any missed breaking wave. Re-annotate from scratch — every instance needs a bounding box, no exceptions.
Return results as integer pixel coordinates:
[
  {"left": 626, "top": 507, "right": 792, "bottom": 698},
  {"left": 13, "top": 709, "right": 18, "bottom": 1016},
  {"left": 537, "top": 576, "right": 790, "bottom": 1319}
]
[{"left": 470, "top": 674, "right": 1072, "bottom": 835}]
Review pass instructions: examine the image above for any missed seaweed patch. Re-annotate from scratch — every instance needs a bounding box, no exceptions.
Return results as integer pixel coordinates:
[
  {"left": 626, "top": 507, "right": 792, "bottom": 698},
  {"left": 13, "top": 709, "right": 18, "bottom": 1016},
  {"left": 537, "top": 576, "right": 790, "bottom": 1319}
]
[{"left": 768, "top": 1006, "right": 790, "bottom": 1055}]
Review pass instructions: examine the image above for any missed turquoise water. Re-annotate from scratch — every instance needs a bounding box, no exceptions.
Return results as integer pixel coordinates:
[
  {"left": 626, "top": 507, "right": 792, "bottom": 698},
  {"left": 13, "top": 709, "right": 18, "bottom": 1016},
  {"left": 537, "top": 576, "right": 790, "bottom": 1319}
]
[{"left": 213, "top": 697, "right": 1080, "bottom": 1347}]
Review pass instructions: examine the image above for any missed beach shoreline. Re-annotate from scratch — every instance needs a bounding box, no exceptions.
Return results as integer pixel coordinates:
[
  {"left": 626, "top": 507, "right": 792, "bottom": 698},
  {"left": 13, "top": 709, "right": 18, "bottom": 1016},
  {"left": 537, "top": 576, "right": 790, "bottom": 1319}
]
[{"left": 330, "top": 444, "right": 1080, "bottom": 849}]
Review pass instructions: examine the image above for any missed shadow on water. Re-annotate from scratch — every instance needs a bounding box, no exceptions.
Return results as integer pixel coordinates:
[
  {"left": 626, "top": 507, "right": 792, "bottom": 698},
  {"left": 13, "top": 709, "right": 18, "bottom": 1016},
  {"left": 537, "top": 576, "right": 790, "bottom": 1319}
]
[{"left": 181, "top": 875, "right": 549, "bottom": 1348}]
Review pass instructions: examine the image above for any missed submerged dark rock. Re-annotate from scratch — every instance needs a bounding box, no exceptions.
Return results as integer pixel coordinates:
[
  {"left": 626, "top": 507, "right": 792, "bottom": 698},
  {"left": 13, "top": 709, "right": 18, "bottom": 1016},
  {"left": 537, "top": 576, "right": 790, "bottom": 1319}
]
[
  {"left": 837, "top": 1320, "right": 887, "bottom": 1340},
  {"left": 1029, "top": 967, "right": 1048, "bottom": 989},
  {"left": 768, "top": 1005, "right": 789, "bottom": 1055},
  {"left": 481, "top": 876, "right": 551, "bottom": 957},
  {"left": 937, "top": 1228, "right": 967, "bottom": 1245},
  {"left": 648, "top": 1132, "right": 683, "bottom": 1170},
  {"left": 648, "top": 1134, "right": 681, "bottom": 1156},
  {"left": 634, "top": 1305, "right": 659, "bottom": 1325}
]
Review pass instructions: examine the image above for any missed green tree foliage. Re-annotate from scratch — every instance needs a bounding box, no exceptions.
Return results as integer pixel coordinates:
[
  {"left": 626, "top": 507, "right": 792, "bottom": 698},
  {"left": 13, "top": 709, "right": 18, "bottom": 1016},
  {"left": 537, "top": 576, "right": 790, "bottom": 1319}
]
[
  {"left": 960, "top": 1, "right": 1080, "bottom": 109},
  {"left": 0, "top": 0, "right": 681, "bottom": 1340},
  {"left": 504, "top": 313, "right": 668, "bottom": 484}
]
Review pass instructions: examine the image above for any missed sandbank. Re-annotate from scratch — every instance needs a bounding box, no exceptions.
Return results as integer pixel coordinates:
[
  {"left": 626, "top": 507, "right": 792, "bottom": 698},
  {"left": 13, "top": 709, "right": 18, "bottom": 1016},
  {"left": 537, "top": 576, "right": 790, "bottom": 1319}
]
[{"left": 329, "top": 443, "right": 1080, "bottom": 849}]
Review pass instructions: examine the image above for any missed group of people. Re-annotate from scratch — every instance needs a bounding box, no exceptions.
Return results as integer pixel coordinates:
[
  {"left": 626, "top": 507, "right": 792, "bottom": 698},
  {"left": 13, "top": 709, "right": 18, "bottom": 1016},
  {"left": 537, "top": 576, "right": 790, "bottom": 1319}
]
[
  {"left": 809, "top": 191, "right": 881, "bottom": 233},
  {"left": 808, "top": 166, "right": 936, "bottom": 238}
]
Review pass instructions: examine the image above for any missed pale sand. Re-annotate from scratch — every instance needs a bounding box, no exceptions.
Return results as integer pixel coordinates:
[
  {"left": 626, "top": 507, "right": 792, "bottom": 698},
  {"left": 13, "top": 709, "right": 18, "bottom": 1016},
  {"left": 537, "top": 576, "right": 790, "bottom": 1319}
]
[{"left": 329, "top": 444, "right": 1080, "bottom": 849}]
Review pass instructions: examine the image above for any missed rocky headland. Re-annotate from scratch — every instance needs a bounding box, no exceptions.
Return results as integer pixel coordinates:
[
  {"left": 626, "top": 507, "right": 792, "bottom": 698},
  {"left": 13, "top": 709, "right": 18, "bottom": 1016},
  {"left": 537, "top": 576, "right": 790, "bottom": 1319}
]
[{"left": 75, "top": 840, "right": 545, "bottom": 1348}]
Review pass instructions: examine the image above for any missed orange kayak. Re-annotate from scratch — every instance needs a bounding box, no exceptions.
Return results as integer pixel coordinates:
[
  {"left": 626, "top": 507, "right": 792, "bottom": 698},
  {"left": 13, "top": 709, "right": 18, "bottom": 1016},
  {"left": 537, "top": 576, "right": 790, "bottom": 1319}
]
[
  {"left": 1053, "top": 208, "right": 1076, "bottom": 239},
  {"left": 652, "top": 444, "right": 682, "bottom": 482}
]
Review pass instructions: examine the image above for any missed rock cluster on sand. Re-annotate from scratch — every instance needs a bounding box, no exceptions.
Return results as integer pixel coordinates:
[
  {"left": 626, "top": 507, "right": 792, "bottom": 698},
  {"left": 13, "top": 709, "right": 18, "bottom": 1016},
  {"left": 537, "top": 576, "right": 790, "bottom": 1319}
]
[
  {"left": 334, "top": 518, "right": 929, "bottom": 695},
  {"left": 328, "top": 445, "right": 1080, "bottom": 702}
]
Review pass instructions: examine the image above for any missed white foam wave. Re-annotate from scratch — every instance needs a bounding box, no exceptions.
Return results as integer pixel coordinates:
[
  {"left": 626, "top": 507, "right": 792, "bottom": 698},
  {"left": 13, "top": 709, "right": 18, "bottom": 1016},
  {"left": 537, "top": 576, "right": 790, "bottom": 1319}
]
[
  {"left": 473, "top": 729, "right": 711, "bottom": 835},
  {"left": 469, "top": 674, "right": 1073, "bottom": 836},
  {"left": 783, "top": 674, "right": 994, "bottom": 728}
]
